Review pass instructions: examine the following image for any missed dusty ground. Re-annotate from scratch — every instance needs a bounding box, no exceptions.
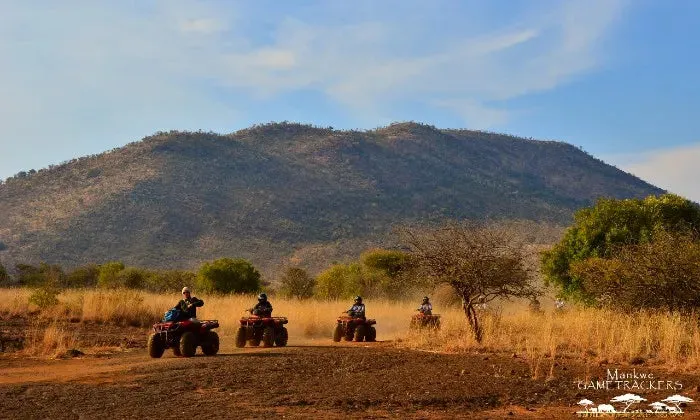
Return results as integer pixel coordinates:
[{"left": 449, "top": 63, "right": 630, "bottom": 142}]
[{"left": 2, "top": 320, "right": 700, "bottom": 419}]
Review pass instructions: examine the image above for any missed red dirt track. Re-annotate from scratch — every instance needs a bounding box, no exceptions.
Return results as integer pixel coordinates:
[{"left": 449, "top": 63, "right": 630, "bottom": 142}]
[{"left": 2, "top": 341, "right": 700, "bottom": 419}]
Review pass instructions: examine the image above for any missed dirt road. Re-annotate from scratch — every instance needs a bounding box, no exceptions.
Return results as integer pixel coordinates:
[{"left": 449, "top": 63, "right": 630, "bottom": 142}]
[{"left": 1, "top": 342, "right": 699, "bottom": 419}]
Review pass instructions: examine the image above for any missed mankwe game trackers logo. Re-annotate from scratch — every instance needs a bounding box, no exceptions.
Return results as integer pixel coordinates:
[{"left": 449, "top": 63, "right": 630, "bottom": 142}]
[{"left": 574, "top": 369, "right": 694, "bottom": 417}]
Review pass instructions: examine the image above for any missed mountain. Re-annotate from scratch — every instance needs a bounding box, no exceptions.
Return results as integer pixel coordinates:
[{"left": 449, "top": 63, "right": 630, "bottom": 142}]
[{"left": 0, "top": 122, "right": 663, "bottom": 277}]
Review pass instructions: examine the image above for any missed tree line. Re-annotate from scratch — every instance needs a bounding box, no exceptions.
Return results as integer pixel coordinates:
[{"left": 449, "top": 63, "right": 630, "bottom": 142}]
[{"left": 2, "top": 193, "right": 698, "bottom": 344}]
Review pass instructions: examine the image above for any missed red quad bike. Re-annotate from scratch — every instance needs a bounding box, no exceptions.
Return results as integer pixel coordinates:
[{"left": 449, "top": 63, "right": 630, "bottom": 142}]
[
  {"left": 333, "top": 315, "right": 377, "bottom": 342},
  {"left": 148, "top": 320, "right": 220, "bottom": 358},
  {"left": 235, "top": 314, "right": 289, "bottom": 348},
  {"left": 410, "top": 313, "right": 441, "bottom": 330}
]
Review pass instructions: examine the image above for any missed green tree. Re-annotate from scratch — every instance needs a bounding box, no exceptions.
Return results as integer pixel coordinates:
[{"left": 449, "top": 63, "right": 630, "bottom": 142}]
[
  {"left": 196, "top": 258, "right": 261, "bottom": 293},
  {"left": 117, "top": 267, "right": 146, "bottom": 289},
  {"left": 542, "top": 194, "right": 700, "bottom": 302},
  {"left": 571, "top": 231, "right": 700, "bottom": 311},
  {"left": 65, "top": 264, "right": 100, "bottom": 288},
  {"left": 278, "top": 267, "right": 316, "bottom": 299},
  {"left": 97, "top": 261, "right": 126, "bottom": 288},
  {"left": 315, "top": 263, "right": 363, "bottom": 299},
  {"left": 360, "top": 249, "right": 414, "bottom": 298},
  {"left": 145, "top": 270, "right": 196, "bottom": 292}
]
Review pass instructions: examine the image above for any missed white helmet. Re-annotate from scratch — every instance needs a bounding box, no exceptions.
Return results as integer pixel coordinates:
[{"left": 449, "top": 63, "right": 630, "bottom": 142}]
[{"left": 182, "top": 286, "right": 191, "bottom": 294}]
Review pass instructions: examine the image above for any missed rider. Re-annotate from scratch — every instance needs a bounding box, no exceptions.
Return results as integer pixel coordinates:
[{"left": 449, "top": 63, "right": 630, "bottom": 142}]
[
  {"left": 250, "top": 293, "right": 273, "bottom": 317},
  {"left": 173, "top": 286, "right": 204, "bottom": 321},
  {"left": 346, "top": 296, "right": 366, "bottom": 319},
  {"left": 417, "top": 296, "right": 433, "bottom": 315}
]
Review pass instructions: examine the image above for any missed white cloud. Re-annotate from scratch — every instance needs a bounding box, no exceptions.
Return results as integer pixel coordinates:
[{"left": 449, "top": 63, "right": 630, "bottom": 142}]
[
  {"left": 0, "top": 0, "right": 627, "bottom": 178},
  {"left": 211, "top": 1, "right": 625, "bottom": 126},
  {"left": 608, "top": 142, "right": 700, "bottom": 202}
]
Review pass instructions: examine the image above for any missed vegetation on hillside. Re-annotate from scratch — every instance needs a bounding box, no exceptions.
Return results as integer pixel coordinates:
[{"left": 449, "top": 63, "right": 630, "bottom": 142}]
[{"left": 0, "top": 122, "right": 660, "bottom": 277}]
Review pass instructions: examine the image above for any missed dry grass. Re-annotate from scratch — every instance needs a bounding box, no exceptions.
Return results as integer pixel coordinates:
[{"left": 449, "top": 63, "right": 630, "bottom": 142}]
[
  {"left": 2, "top": 288, "right": 700, "bottom": 369},
  {"left": 22, "top": 322, "right": 78, "bottom": 358},
  {"left": 401, "top": 303, "right": 700, "bottom": 374}
]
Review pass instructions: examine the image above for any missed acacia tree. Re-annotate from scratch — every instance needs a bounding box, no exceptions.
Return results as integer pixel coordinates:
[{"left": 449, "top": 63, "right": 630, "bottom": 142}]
[{"left": 399, "top": 222, "right": 539, "bottom": 343}]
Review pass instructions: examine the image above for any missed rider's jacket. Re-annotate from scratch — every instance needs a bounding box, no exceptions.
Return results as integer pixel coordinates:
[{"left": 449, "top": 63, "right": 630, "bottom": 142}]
[
  {"left": 417, "top": 302, "right": 433, "bottom": 315},
  {"left": 347, "top": 303, "right": 366, "bottom": 318},
  {"left": 251, "top": 300, "right": 273, "bottom": 317},
  {"left": 173, "top": 297, "right": 204, "bottom": 320}
]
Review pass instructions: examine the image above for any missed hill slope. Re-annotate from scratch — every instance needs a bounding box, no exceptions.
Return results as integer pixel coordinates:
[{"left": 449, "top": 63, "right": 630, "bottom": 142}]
[{"left": 0, "top": 122, "right": 663, "bottom": 276}]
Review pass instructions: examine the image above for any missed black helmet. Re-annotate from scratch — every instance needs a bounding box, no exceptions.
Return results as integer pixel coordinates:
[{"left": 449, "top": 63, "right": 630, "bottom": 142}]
[
  {"left": 258, "top": 293, "right": 267, "bottom": 302},
  {"left": 354, "top": 296, "right": 362, "bottom": 304},
  {"left": 422, "top": 296, "right": 430, "bottom": 303}
]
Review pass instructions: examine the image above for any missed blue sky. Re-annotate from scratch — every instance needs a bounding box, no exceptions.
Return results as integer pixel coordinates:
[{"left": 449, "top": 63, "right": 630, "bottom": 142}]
[{"left": 1, "top": 0, "right": 699, "bottom": 200}]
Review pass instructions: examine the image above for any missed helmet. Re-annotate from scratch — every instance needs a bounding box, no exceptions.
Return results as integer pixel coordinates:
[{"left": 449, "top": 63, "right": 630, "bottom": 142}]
[
  {"left": 354, "top": 296, "right": 362, "bottom": 304},
  {"left": 182, "top": 287, "right": 191, "bottom": 294},
  {"left": 422, "top": 296, "right": 430, "bottom": 303},
  {"left": 258, "top": 293, "right": 268, "bottom": 302}
]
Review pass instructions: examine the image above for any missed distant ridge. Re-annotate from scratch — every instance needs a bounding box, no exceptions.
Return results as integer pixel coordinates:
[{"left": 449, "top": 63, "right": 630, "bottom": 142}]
[{"left": 0, "top": 122, "right": 663, "bottom": 277}]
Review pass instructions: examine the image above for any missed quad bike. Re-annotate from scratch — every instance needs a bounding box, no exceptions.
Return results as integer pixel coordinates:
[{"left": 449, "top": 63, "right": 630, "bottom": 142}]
[
  {"left": 333, "top": 314, "right": 377, "bottom": 342},
  {"left": 148, "top": 319, "right": 220, "bottom": 358},
  {"left": 410, "top": 312, "right": 441, "bottom": 329},
  {"left": 235, "top": 312, "right": 289, "bottom": 348}
]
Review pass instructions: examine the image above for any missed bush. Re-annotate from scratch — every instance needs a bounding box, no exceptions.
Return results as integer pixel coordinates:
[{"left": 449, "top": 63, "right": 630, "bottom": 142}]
[
  {"left": 144, "top": 270, "right": 196, "bottom": 292},
  {"left": 97, "top": 262, "right": 126, "bottom": 288},
  {"left": 117, "top": 267, "right": 147, "bottom": 289},
  {"left": 542, "top": 194, "right": 700, "bottom": 302},
  {"left": 29, "top": 283, "right": 61, "bottom": 309},
  {"left": 196, "top": 258, "right": 261, "bottom": 293},
  {"left": 278, "top": 267, "right": 315, "bottom": 299},
  {"left": 65, "top": 264, "right": 100, "bottom": 288},
  {"left": 571, "top": 232, "right": 700, "bottom": 311},
  {"left": 315, "top": 263, "right": 363, "bottom": 299}
]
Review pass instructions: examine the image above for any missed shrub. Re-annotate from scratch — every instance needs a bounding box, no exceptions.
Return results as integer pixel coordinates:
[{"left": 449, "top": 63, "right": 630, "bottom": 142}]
[
  {"left": 542, "top": 194, "right": 700, "bottom": 302},
  {"left": 196, "top": 258, "right": 261, "bottom": 294},
  {"left": 315, "top": 263, "right": 363, "bottom": 299},
  {"left": 144, "top": 270, "right": 196, "bottom": 292},
  {"left": 97, "top": 262, "right": 126, "bottom": 288},
  {"left": 117, "top": 267, "right": 146, "bottom": 289},
  {"left": 65, "top": 264, "right": 100, "bottom": 288},
  {"left": 571, "top": 232, "right": 700, "bottom": 311},
  {"left": 29, "top": 283, "right": 61, "bottom": 309},
  {"left": 278, "top": 267, "right": 315, "bottom": 299}
]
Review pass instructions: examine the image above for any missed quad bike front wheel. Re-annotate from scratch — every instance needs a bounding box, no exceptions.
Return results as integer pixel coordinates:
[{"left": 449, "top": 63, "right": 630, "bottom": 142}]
[
  {"left": 148, "top": 333, "right": 165, "bottom": 358},
  {"left": 262, "top": 326, "right": 275, "bottom": 347},
  {"left": 235, "top": 327, "right": 247, "bottom": 348},
  {"left": 275, "top": 327, "right": 288, "bottom": 347},
  {"left": 354, "top": 324, "right": 368, "bottom": 342},
  {"left": 180, "top": 331, "right": 198, "bottom": 357},
  {"left": 201, "top": 331, "right": 219, "bottom": 356},
  {"left": 332, "top": 324, "right": 343, "bottom": 342},
  {"left": 344, "top": 325, "right": 354, "bottom": 341}
]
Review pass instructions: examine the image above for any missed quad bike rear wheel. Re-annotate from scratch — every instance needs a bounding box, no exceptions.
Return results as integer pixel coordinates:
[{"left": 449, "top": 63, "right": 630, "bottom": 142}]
[
  {"left": 354, "top": 324, "right": 368, "bottom": 342},
  {"left": 262, "top": 326, "right": 275, "bottom": 347},
  {"left": 148, "top": 333, "right": 165, "bottom": 358},
  {"left": 180, "top": 331, "right": 198, "bottom": 357},
  {"left": 235, "top": 327, "right": 247, "bottom": 348},
  {"left": 366, "top": 326, "right": 377, "bottom": 342},
  {"left": 333, "top": 324, "right": 343, "bottom": 342},
  {"left": 275, "top": 327, "right": 288, "bottom": 347},
  {"left": 201, "top": 331, "right": 219, "bottom": 356},
  {"left": 172, "top": 345, "right": 182, "bottom": 357}
]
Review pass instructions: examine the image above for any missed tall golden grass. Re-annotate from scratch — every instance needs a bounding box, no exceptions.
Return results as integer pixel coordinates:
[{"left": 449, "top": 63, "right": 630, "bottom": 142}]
[{"left": 2, "top": 288, "right": 700, "bottom": 369}]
